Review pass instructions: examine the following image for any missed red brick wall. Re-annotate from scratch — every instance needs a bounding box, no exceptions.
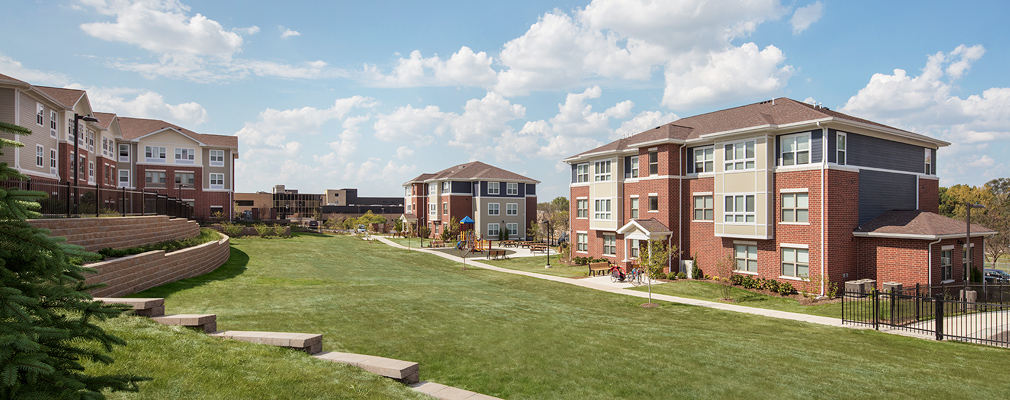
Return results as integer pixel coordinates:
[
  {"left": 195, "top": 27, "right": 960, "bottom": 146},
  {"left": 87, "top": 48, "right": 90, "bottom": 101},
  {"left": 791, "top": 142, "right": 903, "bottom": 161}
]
[
  {"left": 570, "top": 186, "right": 590, "bottom": 256},
  {"left": 824, "top": 169, "right": 859, "bottom": 286},
  {"left": 919, "top": 177, "right": 939, "bottom": 214},
  {"left": 525, "top": 196, "right": 537, "bottom": 237},
  {"left": 856, "top": 237, "right": 928, "bottom": 288},
  {"left": 683, "top": 177, "right": 725, "bottom": 273}
]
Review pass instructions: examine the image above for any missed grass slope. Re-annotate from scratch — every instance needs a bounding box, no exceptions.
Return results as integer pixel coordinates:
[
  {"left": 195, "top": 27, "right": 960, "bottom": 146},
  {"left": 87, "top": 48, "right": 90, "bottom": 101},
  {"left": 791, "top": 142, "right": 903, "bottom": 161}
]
[
  {"left": 124, "top": 233, "right": 1008, "bottom": 399},
  {"left": 629, "top": 280, "right": 843, "bottom": 317}
]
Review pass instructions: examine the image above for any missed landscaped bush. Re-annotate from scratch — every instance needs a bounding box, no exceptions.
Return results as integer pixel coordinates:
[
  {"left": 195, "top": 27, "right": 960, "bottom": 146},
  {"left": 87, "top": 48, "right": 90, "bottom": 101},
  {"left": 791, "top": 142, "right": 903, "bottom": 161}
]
[
  {"left": 676, "top": 272, "right": 687, "bottom": 279},
  {"left": 98, "top": 228, "right": 220, "bottom": 259},
  {"left": 666, "top": 272, "right": 678, "bottom": 280},
  {"left": 777, "top": 281, "right": 796, "bottom": 296},
  {"left": 571, "top": 256, "right": 609, "bottom": 265},
  {"left": 255, "top": 224, "right": 274, "bottom": 237},
  {"left": 273, "top": 224, "right": 289, "bottom": 237},
  {"left": 220, "top": 222, "right": 244, "bottom": 237},
  {"left": 692, "top": 264, "right": 703, "bottom": 280}
]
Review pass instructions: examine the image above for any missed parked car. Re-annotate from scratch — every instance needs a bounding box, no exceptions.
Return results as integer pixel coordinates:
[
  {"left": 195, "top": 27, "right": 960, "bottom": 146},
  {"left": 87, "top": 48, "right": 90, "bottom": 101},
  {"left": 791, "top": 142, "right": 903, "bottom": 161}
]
[
  {"left": 984, "top": 269, "right": 1010, "bottom": 284},
  {"left": 308, "top": 221, "right": 318, "bottom": 229},
  {"left": 356, "top": 225, "right": 367, "bottom": 233}
]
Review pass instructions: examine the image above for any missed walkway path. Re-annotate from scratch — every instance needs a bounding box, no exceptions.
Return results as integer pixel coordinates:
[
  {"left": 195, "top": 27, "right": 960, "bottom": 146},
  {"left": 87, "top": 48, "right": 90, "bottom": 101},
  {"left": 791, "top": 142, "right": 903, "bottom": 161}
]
[{"left": 377, "top": 236, "right": 932, "bottom": 339}]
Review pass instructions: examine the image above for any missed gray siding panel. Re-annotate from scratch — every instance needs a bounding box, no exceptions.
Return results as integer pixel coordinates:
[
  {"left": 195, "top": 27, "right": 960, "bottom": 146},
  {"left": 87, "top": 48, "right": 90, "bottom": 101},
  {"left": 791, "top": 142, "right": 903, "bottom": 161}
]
[
  {"left": 858, "top": 170, "right": 917, "bottom": 225},
  {"left": 827, "top": 129, "right": 837, "bottom": 163},
  {"left": 451, "top": 181, "right": 471, "bottom": 194},
  {"left": 526, "top": 184, "right": 536, "bottom": 195},
  {"left": 0, "top": 88, "right": 15, "bottom": 122},
  {"left": 848, "top": 133, "right": 924, "bottom": 173}
]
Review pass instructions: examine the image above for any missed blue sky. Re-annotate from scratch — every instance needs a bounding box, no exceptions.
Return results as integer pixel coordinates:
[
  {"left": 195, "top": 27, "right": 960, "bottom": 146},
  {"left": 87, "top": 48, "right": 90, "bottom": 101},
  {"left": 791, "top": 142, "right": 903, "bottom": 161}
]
[{"left": 2, "top": 0, "right": 1007, "bottom": 200}]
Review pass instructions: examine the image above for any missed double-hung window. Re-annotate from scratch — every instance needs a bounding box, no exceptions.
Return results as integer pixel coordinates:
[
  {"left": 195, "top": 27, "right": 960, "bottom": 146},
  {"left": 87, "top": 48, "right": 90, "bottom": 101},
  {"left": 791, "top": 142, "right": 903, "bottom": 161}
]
[
  {"left": 36, "top": 103, "right": 44, "bottom": 125},
  {"left": 442, "top": 202, "right": 448, "bottom": 215},
  {"left": 506, "top": 223, "right": 518, "bottom": 236},
  {"left": 648, "top": 195, "right": 658, "bottom": 212},
  {"left": 594, "top": 161, "right": 611, "bottom": 181},
  {"left": 649, "top": 151, "right": 658, "bottom": 175},
  {"left": 630, "top": 239, "right": 640, "bottom": 259},
  {"left": 576, "top": 163, "right": 589, "bottom": 183},
  {"left": 576, "top": 199, "right": 588, "bottom": 218},
  {"left": 924, "top": 148, "right": 932, "bottom": 175},
  {"left": 209, "top": 173, "right": 224, "bottom": 189},
  {"left": 836, "top": 133, "right": 846, "bottom": 165},
  {"left": 488, "top": 203, "right": 500, "bottom": 216},
  {"left": 781, "top": 248, "right": 809, "bottom": 278},
  {"left": 507, "top": 182, "right": 518, "bottom": 195},
  {"left": 941, "top": 250, "right": 952, "bottom": 281},
  {"left": 725, "top": 194, "right": 755, "bottom": 223},
  {"left": 603, "top": 235, "right": 616, "bottom": 255},
  {"left": 735, "top": 244, "right": 757, "bottom": 273},
  {"left": 210, "top": 150, "right": 224, "bottom": 166},
  {"left": 594, "top": 199, "right": 611, "bottom": 220},
  {"left": 119, "top": 170, "right": 130, "bottom": 187},
  {"left": 780, "top": 133, "right": 811, "bottom": 166},
  {"left": 174, "top": 172, "right": 195, "bottom": 186},
  {"left": 630, "top": 198, "right": 639, "bottom": 219},
  {"left": 49, "top": 149, "right": 57, "bottom": 174},
  {"left": 35, "top": 145, "right": 43, "bottom": 167},
  {"left": 119, "top": 144, "right": 130, "bottom": 162},
  {"left": 175, "top": 148, "right": 195, "bottom": 164},
  {"left": 693, "top": 195, "right": 713, "bottom": 221},
  {"left": 724, "top": 141, "right": 755, "bottom": 171},
  {"left": 50, "top": 111, "right": 57, "bottom": 137},
  {"left": 429, "top": 184, "right": 436, "bottom": 195},
  {"left": 488, "top": 182, "right": 500, "bottom": 195},
  {"left": 145, "top": 146, "right": 167, "bottom": 163},
  {"left": 694, "top": 147, "right": 714, "bottom": 173},
  {"left": 88, "top": 161, "right": 95, "bottom": 182},
  {"left": 429, "top": 203, "right": 436, "bottom": 216},
  {"left": 506, "top": 203, "right": 518, "bottom": 215},
  {"left": 487, "top": 223, "right": 500, "bottom": 237},
  {"left": 146, "top": 171, "right": 166, "bottom": 186},
  {"left": 576, "top": 233, "right": 588, "bottom": 252},
  {"left": 781, "top": 192, "right": 809, "bottom": 223},
  {"left": 442, "top": 181, "right": 450, "bottom": 191},
  {"left": 629, "top": 156, "right": 639, "bottom": 178},
  {"left": 78, "top": 156, "right": 86, "bottom": 176}
]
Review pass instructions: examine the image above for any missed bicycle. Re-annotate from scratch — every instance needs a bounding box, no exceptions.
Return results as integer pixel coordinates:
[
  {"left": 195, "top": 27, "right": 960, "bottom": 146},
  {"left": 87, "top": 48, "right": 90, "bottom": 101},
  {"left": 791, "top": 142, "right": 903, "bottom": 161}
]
[
  {"left": 626, "top": 266, "right": 643, "bottom": 286},
  {"left": 609, "top": 265, "right": 625, "bottom": 283}
]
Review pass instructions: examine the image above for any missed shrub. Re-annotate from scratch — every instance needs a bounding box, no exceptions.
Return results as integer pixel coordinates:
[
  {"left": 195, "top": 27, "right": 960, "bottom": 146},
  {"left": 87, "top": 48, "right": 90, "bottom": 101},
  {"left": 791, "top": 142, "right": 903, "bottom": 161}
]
[
  {"left": 274, "top": 224, "right": 290, "bottom": 237},
  {"left": 777, "top": 281, "right": 795, "bottom": 296},
  {"left": 255, "top": 224, "right": 274, "bottom": 237},
  {"left": 676, "top": 272, "right": 687, "bottom": 279},
  {"left": 692, "top": 265, "right": 703, "bottom": 280},
  {"left": 666, "top": 272, "right": 678, "bottom": 280},
  {"left": 764, "top": 279, "right": 780, "bottom": 293},
  {"left": 220, "top": 222, "right": 244, "bottom": 237}
]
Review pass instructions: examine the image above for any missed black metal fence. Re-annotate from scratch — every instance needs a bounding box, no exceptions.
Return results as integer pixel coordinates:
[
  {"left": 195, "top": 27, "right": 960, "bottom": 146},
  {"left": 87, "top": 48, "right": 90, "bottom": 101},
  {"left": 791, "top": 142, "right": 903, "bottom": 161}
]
[
  {"left": 843, "top": 283, "right": 1010, "bottom": 347},
  {"left": 1, "top": 179, "right": 193, "bottom": 219}
]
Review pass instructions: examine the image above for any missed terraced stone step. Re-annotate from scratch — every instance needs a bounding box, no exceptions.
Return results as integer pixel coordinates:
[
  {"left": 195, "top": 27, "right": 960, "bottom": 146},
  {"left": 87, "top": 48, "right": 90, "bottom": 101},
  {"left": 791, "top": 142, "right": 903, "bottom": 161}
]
[
  {"left": 410, "top": 381, "right": 501, "bottom": 400},
  {"left": 209, "top": 330, "right": 322, "bottom": 354},
  {"left": 152, "top": 314, "right": 217, "bottom": 333},
  {"left": 313, "top": 351, "right": 419, "bottom": 384},
  {"left": 93, "top": 297, "right": 165, "bottom": 317}
]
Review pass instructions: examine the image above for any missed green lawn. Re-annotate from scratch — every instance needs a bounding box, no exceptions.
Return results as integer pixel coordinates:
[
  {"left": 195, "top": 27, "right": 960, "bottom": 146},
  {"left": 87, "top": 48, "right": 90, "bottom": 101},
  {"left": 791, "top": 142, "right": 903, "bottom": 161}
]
[
  {"left": 629, "top": 280, "right": 844, "bottom": 318},
  {"left": 482, "top": 256, "right": 590, "bottom": 278},
  {"left": 107, "top": 233, "right": 1010, "bottom": 399}
]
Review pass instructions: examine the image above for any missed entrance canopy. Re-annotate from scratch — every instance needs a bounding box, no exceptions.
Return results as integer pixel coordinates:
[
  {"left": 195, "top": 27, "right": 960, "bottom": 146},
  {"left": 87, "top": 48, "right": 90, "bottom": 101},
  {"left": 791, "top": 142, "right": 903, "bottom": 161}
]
[
  {"left": 617, "top": 218, "right": 672, "bottom": 241},
  {"left": 399, "top": 213, "right": 418, "bottom": 223}
]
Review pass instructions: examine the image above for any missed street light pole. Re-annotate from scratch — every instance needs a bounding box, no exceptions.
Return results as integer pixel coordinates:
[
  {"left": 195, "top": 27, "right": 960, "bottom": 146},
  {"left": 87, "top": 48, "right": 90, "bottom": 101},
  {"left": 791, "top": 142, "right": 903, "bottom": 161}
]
[
  {"left": 72, "top": 114, "right": 98, "bottom": 216},
  {"left": 542, "top": 219, "right": 551, "bottom": 268}
]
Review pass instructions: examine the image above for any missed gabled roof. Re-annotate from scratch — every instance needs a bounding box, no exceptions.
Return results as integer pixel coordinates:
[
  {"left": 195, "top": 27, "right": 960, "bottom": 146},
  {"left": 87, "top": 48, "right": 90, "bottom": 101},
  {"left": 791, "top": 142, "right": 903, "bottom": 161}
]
[
  {"left": 404, "top": 161, "right": 539, "bottom": 185},
  {"left": 853, "top": 210, "right": 997, "bottom": 239},
  {"left": 93, "top": 112, "right": 117, "bottom": 130},
  {"left": 618, "top": 218, "right": 672, "bottom": 236},
  {"left": 117, "top": 116, "right": 238, "bottom": 148},
  {"left": 0, "top": 73, "right": 29, "bottom": 87},
  {"left": 35, "top": 86, "right": 86, "bottom": 109},
  {"left": 567, "top": 97, "right": 950, "bottom": 161}
]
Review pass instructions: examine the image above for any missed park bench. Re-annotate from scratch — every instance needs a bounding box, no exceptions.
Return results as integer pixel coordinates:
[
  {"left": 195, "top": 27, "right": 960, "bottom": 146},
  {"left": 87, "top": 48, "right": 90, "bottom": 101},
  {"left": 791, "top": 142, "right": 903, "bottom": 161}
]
[
  {"left": 430, "top": 239, "right": 445, "bottom": 247},
  {"left": 314, "top": 351, "right": 420, "bottom": 384},
  {"left": 209, "top": 330, "right": 323, "bottom": 354},
  {"left": 589, "top": 262, "right": 610, "bottom": 277},
  {"left": 486, "top": 249, "right": 507, "bottom": 260},
  {"left": 94, "top": 297, "right": 165, "bottom": 317}
]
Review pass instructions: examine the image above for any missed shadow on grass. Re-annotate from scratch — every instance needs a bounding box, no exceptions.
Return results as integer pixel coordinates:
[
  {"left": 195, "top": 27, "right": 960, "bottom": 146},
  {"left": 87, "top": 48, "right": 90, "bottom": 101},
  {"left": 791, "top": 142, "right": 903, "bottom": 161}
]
[{"left": 127, "top": 247, "right": 249, "bottom": 299}]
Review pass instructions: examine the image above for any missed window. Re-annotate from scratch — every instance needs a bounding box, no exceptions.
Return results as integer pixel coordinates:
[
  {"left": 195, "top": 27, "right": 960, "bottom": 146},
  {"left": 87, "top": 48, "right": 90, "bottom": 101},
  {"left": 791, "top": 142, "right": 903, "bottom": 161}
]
[
  {"left": 506, "top": 223, "right": 518, "bottom": 236},
  {"left": 105, "top": 165, "right": 111, "bottom": 184},
  {"left": 577, "top": 233, "right": 588, "bottom": 252},
  {"left": 88, "top": 131, "right": 94, "bottom": 151},
  {"left": 577, "top": 199, "right": 588, "bottom": 218},
  {"left": 50, "top": 111, "right": 57, "bottom": 137},
  {"left": 36, "top": 103, "right": 43, "bottom": 125},
  {"left": 694, "top": 195, "right": 713, "bottom": 221},
  {"left": 145, "top": 171, "right": 166, "bottom": 185},
  {"left": 119, "top": 170, "right": 130, "bottom": 187},
  {"left": 781, "top": 192, "right": 809, "bottom": 223},
  {"left": 35, "top": 145, "right": 43, "bottom": 167},
  {"left": 175, "top": 148, "right": 195, "bottom": 164},
  {"left": 145, "top": 146, "right": 167, "bottom": 162},
  {"left": 603, "top": 235, "right": 616, "bottom": 255},
  {"left": 119, "top": 144, "right": 130, "bottom": 162},
  {"left": 488, "top": 182, "right": 500, "bottom": 195},
  {"left": 629, "top": 156, "right": 639, "bottom": 178},
  {"left": 576, "top": 163, "right": 589, "bottom": 183},
  {"left": 630, "top": 198, "right": 639, "bottom": 219},
  {"left": 780, "top": 133, "right": 811, "bottom": 166},
  {"left": 506, "top": 203, "right": 518, "bottom": 216},
  {"left": 78, "top": 156, "right": 86, "bottom": 176},
  {"left": 487, "top": 223, "right": 500, "bottom": 237},
  {"left": 649, "top": 151, "right": 658, "bottom": 175},
  {"left": 924, "top": 148, "right": 932, "bottom": 175},
  {"left": 693, "top": 147, "right": 714, "bottom": 173},
  {"left": 648, "top": 195, "right": 658, "bottom": 212},
  {"left": 88, "top": 161, "right": 94, "bottom": 182},
  {"left": 210, "top": 150, "right": 224, "bottom": 167},
  {"left": 594, "top": 199, "right": 611, "bottom": 220},
  {"left": 507, "top": 182, "right": 518, "bottom": 195},
  {"left": 781, "top": 248, "right": 809, "bottom": 278},
  {"left": 631, "top": 239, "right": 641, "bottom": 259},
  {"left": 174, "top": 172, "right": 195, "bottom": 185},
  {"left": 49, "top": 149, "right": 57, "bottom": 174},
  {"left": 735, "top": 244, "right": 758, "bottom": 273},
  {"left": 488, "top": 203, "right": 500, "bottom": 216},
  {"left": 429, "top": 184, "right": 436, "bottom": 195},
  {"left": 429, "top": 203, "right": 436, "bottom": 216},
  {"left": 724, "top": 141, "right": 755, "bottom": 171},
  {"left": 442, "top": 181, "right": 450, "bottom": 191},
  {"left": 594, "top": 160, "right": 611, "bottom": 181},
  {"left": 724, "top": 195, "right": 755, "bottom": 223},
  {"left": 209, "top": 173, "right": 224, "bottom": 189},
  {"left": 442, "top": 202, "right": 448, "bottom": 215},
  {"left": 836, "top": 132, "right": 846, "bottom": 165},
  {"left": 941, "top": 250, "right": 952, "bottom": 281}
]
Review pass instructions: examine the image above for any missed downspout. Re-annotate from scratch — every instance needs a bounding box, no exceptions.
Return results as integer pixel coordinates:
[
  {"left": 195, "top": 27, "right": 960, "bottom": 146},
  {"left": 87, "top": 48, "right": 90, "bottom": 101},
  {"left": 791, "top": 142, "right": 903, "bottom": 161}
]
[
  {"left": 928, "top": 237, "right": 942, "bottom": 286},
  {"left": 818, "top": 121, "right": 826, "bottom": 296}
]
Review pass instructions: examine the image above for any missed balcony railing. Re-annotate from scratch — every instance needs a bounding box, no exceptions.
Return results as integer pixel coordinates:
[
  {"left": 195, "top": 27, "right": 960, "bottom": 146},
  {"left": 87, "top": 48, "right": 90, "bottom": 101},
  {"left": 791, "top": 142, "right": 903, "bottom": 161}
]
[{"left": 1, "top": 178, "right": 193, "bottom": 219}]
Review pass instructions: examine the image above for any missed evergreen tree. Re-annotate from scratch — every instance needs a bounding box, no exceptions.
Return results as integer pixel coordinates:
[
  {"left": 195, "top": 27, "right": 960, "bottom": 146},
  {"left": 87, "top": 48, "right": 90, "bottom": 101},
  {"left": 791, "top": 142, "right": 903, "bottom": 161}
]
[{"left": 0, "top": 121, "right": 148, "bottom": 399}]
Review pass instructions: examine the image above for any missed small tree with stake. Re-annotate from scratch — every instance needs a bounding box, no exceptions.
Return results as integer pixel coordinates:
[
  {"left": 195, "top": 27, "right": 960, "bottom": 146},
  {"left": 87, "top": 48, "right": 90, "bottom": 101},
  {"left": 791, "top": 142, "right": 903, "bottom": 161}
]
[
  {"left": 0, "top": 121, "right": 149, "bottom": 398},
  {"left": 639, "top": 239, "right": 679, "bottom": 307}
]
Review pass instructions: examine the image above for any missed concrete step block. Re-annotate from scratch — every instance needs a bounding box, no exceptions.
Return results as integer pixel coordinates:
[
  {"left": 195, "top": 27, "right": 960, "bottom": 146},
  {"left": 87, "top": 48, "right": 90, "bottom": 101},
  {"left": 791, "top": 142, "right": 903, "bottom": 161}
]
[
  {"left": 94, "top": 297, "right": 166, "bottom": 317},
  {"left": 313, "top": 351, "right": 419, "bottom": 384},
  {"left": 152, "top": 314, "right": 217, "bottom": 333}
]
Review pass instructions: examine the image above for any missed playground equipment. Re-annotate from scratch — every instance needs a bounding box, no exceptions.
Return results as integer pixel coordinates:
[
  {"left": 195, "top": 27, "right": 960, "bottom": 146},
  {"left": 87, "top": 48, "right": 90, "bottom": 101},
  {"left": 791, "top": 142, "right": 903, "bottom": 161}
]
[{"left": 455, "top": 230, "right": 490, "bottom": 253}]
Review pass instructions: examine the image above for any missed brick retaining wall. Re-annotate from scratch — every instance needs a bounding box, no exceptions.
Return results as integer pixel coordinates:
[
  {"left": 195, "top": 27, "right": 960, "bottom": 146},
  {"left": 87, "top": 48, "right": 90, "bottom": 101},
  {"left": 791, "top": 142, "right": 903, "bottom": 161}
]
[
  {"left": 29, "top": 215, "right": 200, "bottom": 252},
  {"left": 84, "top": 232, "right": 231, "bottom": 297}
]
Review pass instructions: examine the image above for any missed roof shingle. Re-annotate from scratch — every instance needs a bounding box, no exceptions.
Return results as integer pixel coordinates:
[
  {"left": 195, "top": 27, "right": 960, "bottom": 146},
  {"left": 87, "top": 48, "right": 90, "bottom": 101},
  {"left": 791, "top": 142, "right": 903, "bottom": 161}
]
[
  {"left": 117, "top": 117, "right": 238, "bottom": 148},
  {"left": 854, "top": 210, "right": 996, "bottom": 238},
  {"left": 404, "top": 161, "right": 538, "bottom": 185}
]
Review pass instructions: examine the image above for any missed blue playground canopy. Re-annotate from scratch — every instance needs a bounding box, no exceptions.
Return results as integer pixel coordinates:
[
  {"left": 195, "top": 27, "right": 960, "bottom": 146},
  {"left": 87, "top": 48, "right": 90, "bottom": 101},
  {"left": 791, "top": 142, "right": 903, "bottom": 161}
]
[{"left": 460, "top": 216, "right": 474, "bottom": 224}]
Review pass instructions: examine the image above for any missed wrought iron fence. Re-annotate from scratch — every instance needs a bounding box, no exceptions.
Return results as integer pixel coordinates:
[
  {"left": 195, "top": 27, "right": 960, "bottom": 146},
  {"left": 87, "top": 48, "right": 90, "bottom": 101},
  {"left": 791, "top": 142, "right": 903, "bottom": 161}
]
[
  {"left": 1, "top": 178, "right": 193, "bottom": 219},
  {"left": 842, "top": 283, "right": 1010, "bottom": 347}
]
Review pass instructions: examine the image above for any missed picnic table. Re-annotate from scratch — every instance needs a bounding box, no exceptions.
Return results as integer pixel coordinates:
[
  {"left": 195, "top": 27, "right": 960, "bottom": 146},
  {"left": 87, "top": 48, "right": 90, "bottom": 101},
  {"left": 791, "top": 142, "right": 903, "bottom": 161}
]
[{"left": 529, "top": 244, "right": 548, "bottom": 254}]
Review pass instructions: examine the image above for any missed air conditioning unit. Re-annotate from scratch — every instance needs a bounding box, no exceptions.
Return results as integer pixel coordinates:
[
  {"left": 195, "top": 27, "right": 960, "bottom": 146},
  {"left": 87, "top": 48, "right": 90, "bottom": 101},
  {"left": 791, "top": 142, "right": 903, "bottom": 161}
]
[{"left": 50, "top": 167, "right": 57, "bottom": 175}]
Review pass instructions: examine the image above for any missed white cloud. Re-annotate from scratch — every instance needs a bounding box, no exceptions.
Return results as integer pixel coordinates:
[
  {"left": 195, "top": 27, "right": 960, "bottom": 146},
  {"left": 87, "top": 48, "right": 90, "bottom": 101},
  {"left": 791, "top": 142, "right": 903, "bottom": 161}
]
[
  {"left": 615, "top": 110, "right": 680, "bottom": 138},
  {"left": 80, "top": 0, "right": 245, "bottom": 56},
  {"left": 662, "top": 43, "right": 793, "bottom": 108},
  {"left": 76, "top": 85, "right": 209, "bottom": 125},
  {"left": 280, "top": 27, "right": 301, "bottom": 38},
  {"left": 395, "top": 146, "right": 415, "bottom": 159},
  {"left": 233, "top": 26, "right": 260, "bottom": 35},
  {"left": 0, "top": 53, "right": 72, "bottom": 86},
  {"left": 445, "top": 92, "right": 525, "bottom": 149},
  {"left": 235, "top": 96, "right": 376, "bottom": 147},
  {"left": 373, "top": 105, "right": 446, "bottom": 144},
  {"left": 365, "top": 46, "right": 496, "bottom": 88},
  {"left": 790, "top": 1, "right": 825, "bottom": 35}
]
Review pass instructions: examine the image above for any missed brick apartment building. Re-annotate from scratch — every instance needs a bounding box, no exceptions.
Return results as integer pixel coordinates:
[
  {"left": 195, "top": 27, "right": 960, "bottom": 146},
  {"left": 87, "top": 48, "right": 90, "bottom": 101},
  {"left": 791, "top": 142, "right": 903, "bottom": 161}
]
[
  {"left": 0, "top": 73, "right": 238, "bottom": 220},
  {"left": 403, "top": 161, "right": 539, "bottom": 240},
  {"left": 565, "top": 97, "right": 994, "bottom": 293}
]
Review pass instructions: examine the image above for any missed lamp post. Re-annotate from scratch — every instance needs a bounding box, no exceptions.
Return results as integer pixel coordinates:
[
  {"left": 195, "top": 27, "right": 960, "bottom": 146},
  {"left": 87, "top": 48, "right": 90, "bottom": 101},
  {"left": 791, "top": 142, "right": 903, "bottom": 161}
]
[
  {"left": 966, "top": 203, "right": 986, "bottom": 283},
  {"left": 542, "top": 218, "right": 552, "bottom": 268},
  {"left": 72, "top": 114, "right": 99, "bottom": 215}
]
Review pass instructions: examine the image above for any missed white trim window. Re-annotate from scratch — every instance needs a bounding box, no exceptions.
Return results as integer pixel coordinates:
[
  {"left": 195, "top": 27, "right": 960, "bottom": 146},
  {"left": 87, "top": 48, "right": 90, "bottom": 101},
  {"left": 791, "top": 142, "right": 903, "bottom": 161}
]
[
  {"left": 210, "top": 149, "right": 224, "bottom": 167},
  {"left": 735, "top": 244, "right": 758, "bottom": 273},
  {"left": 649, "top": 151, "right": 659, "bottom": 175},
  {"left": 35, "top": 145, "right": 44, "bottom": 167},
  {"left": 630, "top": 239, "right": 640, "bottom": 259},
  {"left": 506, "top": 223, "right": 518, "bottom": 237},
  {"left": 487, "top": 223, "right": 500, "bottom": 237},
  {"left": 576, "top": 163, "right": 589, "bottom": 183},
  {"left": 50, "top": 110, "right": 57, "bottom": 137},
  {"left": 594, "top": 160, "right": 611, "bottom": 181},
  {"left": 630, "top": 197, "right": 639, "bottom": 219},
  {"left": 576, "top": 233, "right": 588, "bottom": 252},
  {"left": 781, "top": 248, "right": 809, "bottom": 278},
  {"left": 88, "top": 161, "right": 95, "bottom": 183},
  {"left": 441, "top": 202, "right": 447, "bottom": 215},
  {"left": 119, "top": 170, "right": 130, "bottom": 187},
  {"left": 836, "top": 132, "right": 847, "bottom": 165},
  {"left": 629, "top": 156, "right": 639, "bottom": 178},
  {"left": 594, "top": 199, "right": 611, "bottom": 220},
  {"left": 648, "top": 195, "right": 658, "bottom": 212},
  {"left": 209, "top": 173, "right": 224, "bottom": 189},
  {"left": 941, "top": 249, "right": 952, "bottom": 281},
  {"left": 119, "top": 144, "right": 130, "bottom": 162},
  {"left": 174, "top": 148, "right": 195, "bottom": 164},
  {"left": 87, "top": 131, "right": 94, "bottom": 151},
  {"left": 174, "top": 172, "right": 195, "bottom": 186},
  {"left": 724, "top": 140, "right": 755, "bottom": 171},
  {"left": 429, "top": 203, "right": 436, "bottom": 216},
  {"left": 694, "top": 147, "right": 714, "bottom": 173},
  {"left": 924, "top": 148, "right": 932, "bottom": 175},
  {"left": 488, "top": 182, "right": 500, "bottom": 195},
  {"left": 49, "top": 149, "right": 57, "bottom": 175},
  {"left": 780, "top": 133, "right": 811, "bottom": 166},
  {"left": 488, "top": 203, "right": 500, "bottom": 216},
  {"left": 442, "top": 181, "right": 450, "bottom": 191},
  {"left": 781, "top": 192, "right": 809, "bottom": 223},
  {"left": 428, "top": 184, "right": 436, "bottom": 195},
  {"left": 694, "top": 195, "right": 714, "bottom": 221},
  {"left": 576, "top": 199, "right": 588, "bottom": 218},
  {"left": 507, "top": 182, "right": 518, "bottom": 195},
  {"left": 506, "top": 203, "right": 518, "bottom": 216},
  {"left": 145, "top": 146, "right": 167, "bottom": 163},
  {"left": 36, "top": 103, "right": 44, "bottom": 126},
  {"left": 603, "top": 235, "right": 616, "bottom": 255},
  {"left": 724, "top": 194, "right": 755, "bottom": 223},
  {"left": 78, "top": 156, "right": 86, "bottom": 176}
]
